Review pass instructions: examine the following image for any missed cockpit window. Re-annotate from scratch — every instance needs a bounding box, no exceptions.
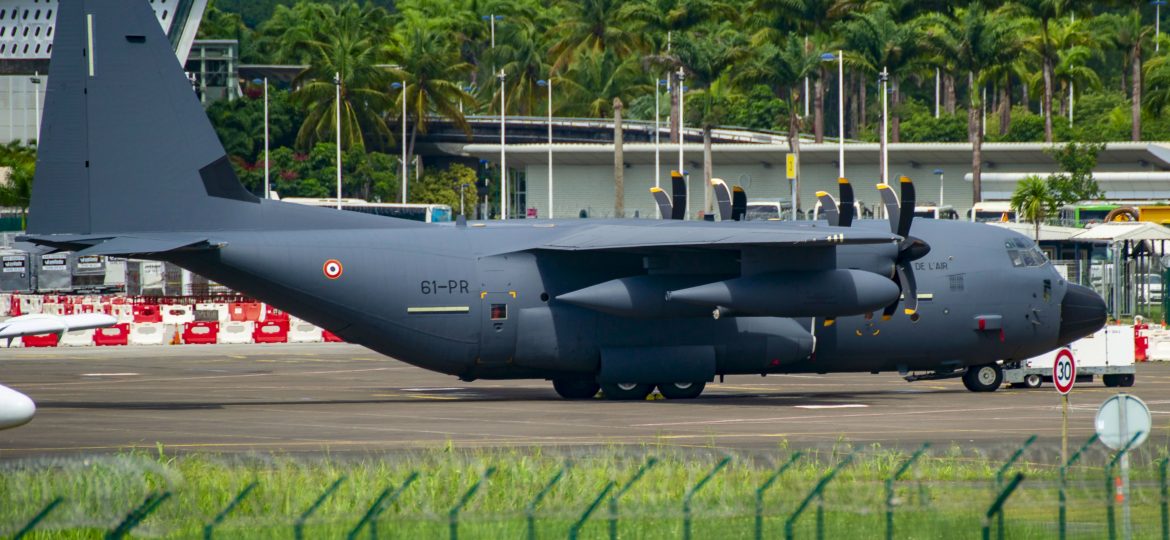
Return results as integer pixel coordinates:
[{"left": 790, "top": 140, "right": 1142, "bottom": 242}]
[{"left": 1006, "top": 237, "right": 1048, "bottom": 267}]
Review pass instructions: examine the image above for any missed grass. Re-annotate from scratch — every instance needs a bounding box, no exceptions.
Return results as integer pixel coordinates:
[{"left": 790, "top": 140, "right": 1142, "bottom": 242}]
[{"left": 1, "top": 441, "right": 1168, "bottom": 539}]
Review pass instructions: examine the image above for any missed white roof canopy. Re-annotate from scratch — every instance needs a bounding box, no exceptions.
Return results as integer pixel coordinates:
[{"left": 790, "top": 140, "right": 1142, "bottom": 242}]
[{"left": 1071, "top": 221, "right": 1170, "bottom": 242}]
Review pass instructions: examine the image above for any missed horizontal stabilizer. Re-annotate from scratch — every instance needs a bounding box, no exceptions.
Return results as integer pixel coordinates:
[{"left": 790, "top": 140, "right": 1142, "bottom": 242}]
[{"left": 19, "top": 234, "right": 215, "bottom": 256}]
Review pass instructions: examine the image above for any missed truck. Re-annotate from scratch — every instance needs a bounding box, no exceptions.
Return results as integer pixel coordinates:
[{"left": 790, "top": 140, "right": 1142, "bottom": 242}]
[{"left": 1003, "top": 325, "right": 1136, "bottom": 388}]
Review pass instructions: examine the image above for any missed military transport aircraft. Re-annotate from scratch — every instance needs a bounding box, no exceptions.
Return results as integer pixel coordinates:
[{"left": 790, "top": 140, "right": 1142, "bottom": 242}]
[{"left": 18, "top": 1, "right": 1107, "bottom": 402}]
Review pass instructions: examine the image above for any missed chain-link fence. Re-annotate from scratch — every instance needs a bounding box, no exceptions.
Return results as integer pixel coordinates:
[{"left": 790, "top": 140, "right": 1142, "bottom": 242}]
[{"left": 1, "top": 439, "right": 1167, "bottom": 539}]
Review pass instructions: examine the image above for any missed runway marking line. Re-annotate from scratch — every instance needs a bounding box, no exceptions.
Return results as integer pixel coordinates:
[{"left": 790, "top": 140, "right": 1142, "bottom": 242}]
[{"left": 794, "top": 404, "right": 868, "bottom": 409}]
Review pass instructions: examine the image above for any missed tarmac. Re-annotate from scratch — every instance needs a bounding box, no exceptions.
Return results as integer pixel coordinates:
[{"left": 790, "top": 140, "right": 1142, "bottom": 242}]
[{"left": 1, "top": 343, "right": 1167, "bottom": 457}]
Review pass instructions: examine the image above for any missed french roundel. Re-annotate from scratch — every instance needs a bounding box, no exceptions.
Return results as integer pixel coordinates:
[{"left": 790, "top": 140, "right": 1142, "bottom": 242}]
[{"left": 323, "top": 259, "right": 343, "bottom": 279}]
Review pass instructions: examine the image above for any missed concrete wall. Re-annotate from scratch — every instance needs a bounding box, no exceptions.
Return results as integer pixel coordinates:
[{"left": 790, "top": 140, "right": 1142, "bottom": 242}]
[{"left": 0, "top": 75, "right": 43, "bottom": 145}]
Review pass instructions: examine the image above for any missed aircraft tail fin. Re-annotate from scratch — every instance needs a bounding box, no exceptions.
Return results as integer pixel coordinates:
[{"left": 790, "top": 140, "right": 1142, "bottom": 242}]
[{"left": 27, "top": 1, "right": 262, "bottom": 237}]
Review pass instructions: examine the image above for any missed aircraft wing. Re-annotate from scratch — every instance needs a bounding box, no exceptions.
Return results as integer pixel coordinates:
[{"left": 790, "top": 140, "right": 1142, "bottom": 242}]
[
  {"left": 0, "top": 314, "right": 118, "bottom": 340},
  {"left": 538, "top": 223, "right": 898, "bottom": 252}
]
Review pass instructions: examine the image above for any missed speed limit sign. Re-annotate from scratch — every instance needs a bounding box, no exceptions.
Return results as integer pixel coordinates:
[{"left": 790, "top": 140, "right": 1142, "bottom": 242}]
[{"left": 1053, "top": 348, "right": 1076, "bottom": 394}]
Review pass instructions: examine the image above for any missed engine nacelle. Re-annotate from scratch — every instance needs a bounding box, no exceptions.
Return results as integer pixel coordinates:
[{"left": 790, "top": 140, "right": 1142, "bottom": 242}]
[{"left": 666, "top": 269, "right": 899, "bottom": 318}]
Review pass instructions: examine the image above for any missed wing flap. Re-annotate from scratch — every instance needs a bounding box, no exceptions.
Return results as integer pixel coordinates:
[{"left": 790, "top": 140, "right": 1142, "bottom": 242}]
[{"left": 18, "top": 234, "right": 215, "bottom": 256}]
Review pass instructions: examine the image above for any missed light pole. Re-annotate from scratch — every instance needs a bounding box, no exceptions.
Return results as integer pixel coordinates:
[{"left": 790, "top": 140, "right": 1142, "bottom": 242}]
[
  {"left": 499, "top": 68, "right": 508, "bottom": 220},
  {"left": 538, "top": 78, "right": 553, "bottom": 219},
  {"left": 481, "top": 14, "right": 504, "bottom": 49},
  {"left": 821, "top": 52, "right": 844, "bottom": 179},
  {"left": 392, "top": 81, "right": 408, "bottom": 203},
  {"left": 334, "top": 72, "right": 342, "bottom": 209},
  {"left": 677, "top": 67, "right": 686, "bottom": 217},
  {"left": 935, "top": 67, "right": 940, "bottom": 118},
  {"left": 1156, "top": 1, "right": 1167, "bottom": 52},
  {"left": 655, "top": 78, "right": 667, "bottom": 188},
  {"left": 29, "top": 72, "right": 41, "bottom": 144},
  {"left": 934, "top": 168, "right": 944, "bottom": 208}
]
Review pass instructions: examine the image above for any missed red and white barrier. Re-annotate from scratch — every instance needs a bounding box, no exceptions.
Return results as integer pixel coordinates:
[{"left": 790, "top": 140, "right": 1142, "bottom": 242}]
[
  {"left": 128, "top": 322, "right": 168, "bottom": 346},
  {"left": 181, "top": 321, "right": 219, "bottom": 344},
  {"left": 21, "top": 333, "right": 59, "bottom": 348},
  {"left": 218, "top": 321, "right": 253, "bottom": 344},
  {"left": 288, "top": 320, "right": 323, "bottom": 343},
  {"left": 60, "top": 329, "right": 96, "bottom": 347},
  {"left": 253, "top": 320, "right": 289, "bottom": 343},
  {"left": 161, "top": 304, "right": 195, "bottom": 325},
  {"left": 94, "top": 324, "right": 131, "bottom": 346}
]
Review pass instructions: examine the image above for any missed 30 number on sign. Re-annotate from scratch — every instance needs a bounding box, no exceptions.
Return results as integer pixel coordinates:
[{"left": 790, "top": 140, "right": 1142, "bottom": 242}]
[{"left": 1053, "top": 349, "right": 1076, "bottom": 395}]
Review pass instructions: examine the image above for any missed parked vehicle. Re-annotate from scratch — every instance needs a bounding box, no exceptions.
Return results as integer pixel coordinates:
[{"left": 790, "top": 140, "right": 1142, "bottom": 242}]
[{"left": 1003, "top": 326, "right": 1136, "bottom": 388}]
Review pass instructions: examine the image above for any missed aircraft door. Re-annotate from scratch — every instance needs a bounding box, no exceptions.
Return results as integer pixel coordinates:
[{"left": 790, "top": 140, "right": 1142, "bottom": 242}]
[{"left": 479, "top": 291, "right": 518, "bottom": 365}]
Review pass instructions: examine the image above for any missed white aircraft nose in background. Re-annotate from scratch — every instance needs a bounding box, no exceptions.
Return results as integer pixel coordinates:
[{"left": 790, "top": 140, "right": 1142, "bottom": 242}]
[{"left": 0, "top": 384, "right": 36, "bottom": 430}]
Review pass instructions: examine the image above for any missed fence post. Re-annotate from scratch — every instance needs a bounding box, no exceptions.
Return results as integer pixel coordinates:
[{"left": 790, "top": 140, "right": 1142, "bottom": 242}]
[
  {"left": 756, "top": 453, "right": 803, "bottom": 540},
  {"left": 1105, "top": 432, "right": 1143, "bottom": 540},
  {"left": 609, "top": 457, "right": 658, "bottom": 540},
  {"left": 569, "top": 481, "right": 615, "bottom": 540},
  {"left": 683, "top": 456, "right": 731, "bottom": 540},
  {"left": 981, "top": 473, "right": 1025, "bottom": 540},
  {"left": 13, "top": 497, "right": 63, "bottom": 540},
  {"left": 886, "top": 443, "right": 930, "bottom": 540},
  {"left": 294, "top": 476, "right": 346, "bottom": 540},
  {"left": 525, "top": 464, "right": 569, "bottom": 540},
  {"left": 784, "top": 451, "right": 855, "bottom": 540},
  {"left": 449, "top": 466, "right": 496, "bottom": 540},
  {"left": 346, "top": 471, "right": 418, "bottom": 540},
  {"left": 995, "top": 434, "right": 1036, "bottom": 540},
  {"left": 1161, "top": 458, "right": 1168, "bottom": 540},
  {"left": 107, "top": 491, "right": 172, "bottom": 540},
  {"left": 1059, "top": 434, "right": 1099, "bottom": 540},
  {"left": 203, "top": 481, "right": 258, "bottom": 540}
]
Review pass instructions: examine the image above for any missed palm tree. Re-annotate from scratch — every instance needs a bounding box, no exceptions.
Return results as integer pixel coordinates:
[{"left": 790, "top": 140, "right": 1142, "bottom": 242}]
[
  {"left": 547, "top": 0, "right": 644, "bottom": 72},
  {"left": 1007, "top": 0, "right": 1092, "bottom": 142},
  {"left": 687, "top": 77, "right": 734, "bottom": 215},
  {"left": 841, "top": 4, "right": 924, "bottom": 142},
  {"left": 733, "top": 34, "right": 821, "bottom": 215},
  {"left": 921, "top": 3, "right": 1024, "bottom": 204},
  {"left": 1011, "top": 175, "right": 1055, "bottom": 241},
  {"left": 291, "top": 22, "right": 394, "bottom": 151},
  {"left": 386, "top": 24, "right": 477, "bottom": 182},
  {"left": 0, "top": 142, "right": 35, "bottom": 228},
  {"left": 487, "top": 20, "right": 551, "bottom": 116},
  {"left": 1097, "top": 10, "right": 1152, "bottom": 141},
  {"left": 559, "top": 50, "right": 651, "bottom": 118}
]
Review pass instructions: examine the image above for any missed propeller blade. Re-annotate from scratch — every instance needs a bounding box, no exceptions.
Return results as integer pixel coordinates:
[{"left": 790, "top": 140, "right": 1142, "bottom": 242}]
[
  {"left": 731, "top": 186, "right": 747, "bottom": 221},
  {"left": 897, "top": 264, "right": 919, "bottom": 316},
  {"left": 877, "top": 183, "right": 900, "bottom": 235},
  {"left": 650, "top": 187, "right": 672, "bottom": 220},
  {"left": 896, "top": 176, "right": 916, "bottom": 239},
  {"left": 838, "top": 178, "right": 855, "bottom": 227},
  {"left": 816, "top": 191, "right": 840, "bottom": 226},
  {"left": 712, "top": 178, "right": 733, "bottom": 221},
  {"left": 670, "top": 171, "right": 687, "bottom": 220}
]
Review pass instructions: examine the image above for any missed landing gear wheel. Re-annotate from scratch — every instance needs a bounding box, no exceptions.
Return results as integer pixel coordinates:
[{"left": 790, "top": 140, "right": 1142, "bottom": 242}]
[
  {"left": 553, "top": 379, "right": 600, "bottom": 400},
  {"left": 600, "top": 383, "right": 654, "bottom": 401},
  {"left": 1023, "top": 374, "right": 1043, "bottom": 389},
  {"left": 657, "top": 381, "right": 706, "bottom": 399},
  {"left": 962, "top": 364, "right": 1003, "bottom": 392}
]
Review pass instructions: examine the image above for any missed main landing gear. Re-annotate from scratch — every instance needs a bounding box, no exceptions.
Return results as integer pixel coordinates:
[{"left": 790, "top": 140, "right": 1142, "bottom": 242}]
[
  {"left": 962, "top": 363, "right": 1003, "bottom": 392},
  {"left": 551, "top": 380, "right": 708, "bottom": 400}
]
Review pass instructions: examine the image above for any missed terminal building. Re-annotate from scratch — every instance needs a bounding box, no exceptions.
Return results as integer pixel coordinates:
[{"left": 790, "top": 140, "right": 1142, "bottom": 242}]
[{"left": 461, "top": 141, "right": 1170, "bottom": 220}]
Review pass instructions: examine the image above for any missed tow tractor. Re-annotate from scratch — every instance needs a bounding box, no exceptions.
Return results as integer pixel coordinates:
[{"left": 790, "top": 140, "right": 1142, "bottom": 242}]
[{"left": 1002, "top": 325, "right": 1136, "bottom": 389}]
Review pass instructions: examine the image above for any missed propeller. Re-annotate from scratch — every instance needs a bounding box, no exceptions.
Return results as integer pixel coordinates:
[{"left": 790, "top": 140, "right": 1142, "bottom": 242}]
[
  {"left": 671, "top": 170, "right": 687, "bottom": 220},
  {"left": 815, "top": 191, "right": 840, "bottom": 225},
  {"left": 876, "top": 176, "right": 931, "bottom": 320},
  {"left": 731, "top": 186, "right": 747, "bottom": 221},
  {"left": 812, "top": 177, "right": 855, "bottom": 227},
  {"left": 712, "top": 179, "right": 733, "bottom": 221},
  {"left": 649, "top": 170, "right": 689, "bottom": 220},
  {"left": 837, "top": 178, "right": 855, "bottom": 227}
]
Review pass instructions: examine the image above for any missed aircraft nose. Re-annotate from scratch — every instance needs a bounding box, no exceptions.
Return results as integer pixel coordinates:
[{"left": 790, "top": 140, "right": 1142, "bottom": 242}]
[{"left": 1058, "top": 283, "right": 1107, "bottom": 344}]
